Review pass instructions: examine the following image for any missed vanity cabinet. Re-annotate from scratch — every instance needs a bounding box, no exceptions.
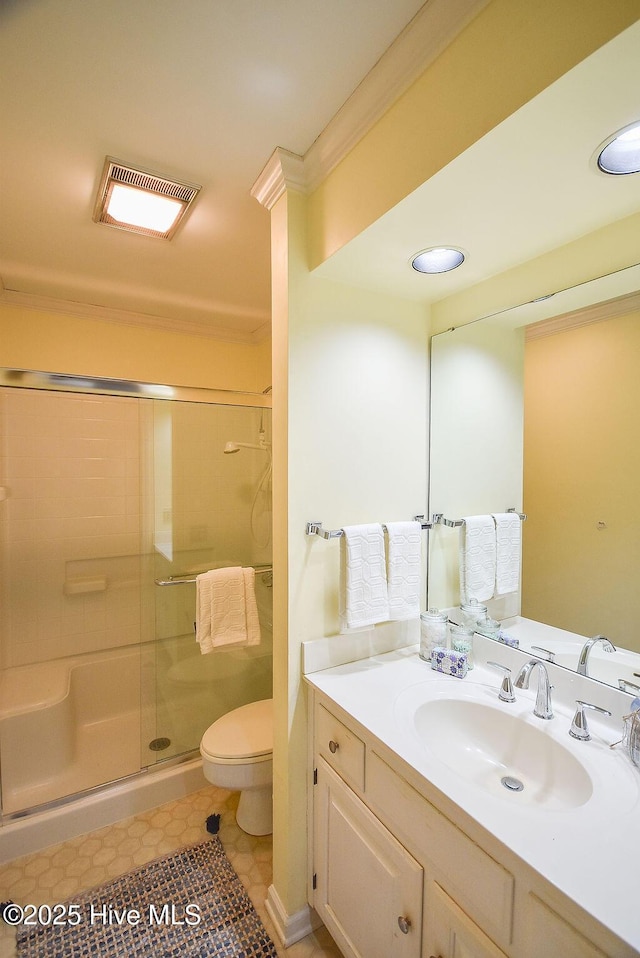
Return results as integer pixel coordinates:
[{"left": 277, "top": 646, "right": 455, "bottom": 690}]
[
  {"left": 314, "top": 759, "right": 423, "bottom": 958},
  {"left": 311, "top": 696, "right": 510, "bottom": 958},
  {"left": 309, "top": 690, "right": 633, "bottom": 958}
]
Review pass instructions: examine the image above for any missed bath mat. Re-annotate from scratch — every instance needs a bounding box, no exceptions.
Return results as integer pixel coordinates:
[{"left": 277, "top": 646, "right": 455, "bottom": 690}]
[{"left": 15, "top": 836, "right": 277, "bottom": 957}]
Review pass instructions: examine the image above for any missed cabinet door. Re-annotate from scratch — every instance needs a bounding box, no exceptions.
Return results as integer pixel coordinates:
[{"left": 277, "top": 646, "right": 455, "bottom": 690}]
[
  {"left": 424, "top": 882, "right": 508, "bottom": 958},
  {"left": 314, "top": 759, "right": 423, "bottom": 958}
]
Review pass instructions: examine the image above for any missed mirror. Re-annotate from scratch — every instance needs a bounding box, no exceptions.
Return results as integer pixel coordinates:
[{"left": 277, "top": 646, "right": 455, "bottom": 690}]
[{"left": 427, "top": 264, "right": 640, "bottom": 691}]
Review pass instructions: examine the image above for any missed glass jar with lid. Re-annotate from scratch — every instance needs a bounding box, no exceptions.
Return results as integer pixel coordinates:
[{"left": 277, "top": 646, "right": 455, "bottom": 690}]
[
  {"left": 419, "top": 608, "right": 448, "bottom": 661},
  {"left": 458, "top": 600, "right": 487, "bottom": 630},
  {"left": 448, "top": 622, "right": 475, "bottom": 669}
]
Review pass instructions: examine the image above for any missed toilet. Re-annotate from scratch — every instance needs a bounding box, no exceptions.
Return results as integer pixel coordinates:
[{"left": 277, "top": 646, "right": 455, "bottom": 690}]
[{"left": 200, "top": 698, "right": 273, "bottom": 836}]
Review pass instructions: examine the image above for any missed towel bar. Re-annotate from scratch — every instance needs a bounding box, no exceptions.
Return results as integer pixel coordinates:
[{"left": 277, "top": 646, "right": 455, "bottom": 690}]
[
  {"left": 305, "top": 510, "right": 526, "bottom": 539},
  {"left": 155, "top": 565, "right": 272, "bottom": 586},
  {"left": 305, "top": 517, "right": 433, "bottom": 539}
]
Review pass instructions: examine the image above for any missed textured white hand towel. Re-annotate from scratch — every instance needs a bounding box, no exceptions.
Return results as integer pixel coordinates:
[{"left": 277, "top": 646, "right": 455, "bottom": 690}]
[
  {"left": 196, "top": 566, "right": 261, "bottom": 653},
  {"left": 493, "top": 513, "right": 521, "bottom": 595},
  {"left": 386, "top": 521, "right": 422, "bottom": 620},
  {"left": 459, "top": 515, "right": 496, "bottom": 603},
  {"left": 339, "top": 524, "right": 389, "bottom": 631}
]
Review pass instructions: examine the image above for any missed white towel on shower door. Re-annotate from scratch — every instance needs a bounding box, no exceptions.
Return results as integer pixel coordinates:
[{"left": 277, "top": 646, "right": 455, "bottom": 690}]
[
  {"left": 493, "top": 512, "right": 521, "bottom": 595},
  {"left": 459, "top": 515, "right": 496, "bottom": 604},
  {"left": 386, "top": 521, "right": 422, "bottom": 620},
  {"left": 339, "top": 524, "right": 389, "bottom": 631},
  {"left": 196, "top": 566, "right": 261, "bottom": 654}
]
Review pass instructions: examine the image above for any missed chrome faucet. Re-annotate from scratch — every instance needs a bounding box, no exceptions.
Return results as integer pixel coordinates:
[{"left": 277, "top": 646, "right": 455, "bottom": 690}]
[
  {"left": 576, "top": 634, "right": 616, "bottom": 676},
  {"left": 515, "top": 659, "right": 553, "bottom": 720}
]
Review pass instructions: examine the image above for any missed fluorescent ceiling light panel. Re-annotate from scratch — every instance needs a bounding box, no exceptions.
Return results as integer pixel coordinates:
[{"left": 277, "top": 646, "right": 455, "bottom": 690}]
[{"left": 94, "top": 157, "right": 201, "bottom": 239}]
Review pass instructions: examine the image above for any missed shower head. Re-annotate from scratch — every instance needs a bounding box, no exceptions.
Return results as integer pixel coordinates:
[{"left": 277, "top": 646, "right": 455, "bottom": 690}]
[{"left": 223, "top": 438, "right": 271, "bottom": 455}]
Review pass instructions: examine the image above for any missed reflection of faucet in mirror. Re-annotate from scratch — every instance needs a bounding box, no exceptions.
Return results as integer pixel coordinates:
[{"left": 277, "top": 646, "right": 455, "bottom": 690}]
[
  {"left": 427, "top": 263, "right": 640, "bottom": 693},
  {"left": 514, "top": 660, "right": 553, "bottom": 720},
  {"left": 577, "top": 635, "right": 616, "bottom": 677}
]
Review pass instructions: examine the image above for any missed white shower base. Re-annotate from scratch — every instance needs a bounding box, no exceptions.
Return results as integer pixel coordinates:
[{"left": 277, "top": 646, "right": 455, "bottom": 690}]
[
  {"left": 0, "top": 647, "right": 142, "bottom": 815},
  {"left": 0, "top": 754, "right": 205, "bottom": 864}
]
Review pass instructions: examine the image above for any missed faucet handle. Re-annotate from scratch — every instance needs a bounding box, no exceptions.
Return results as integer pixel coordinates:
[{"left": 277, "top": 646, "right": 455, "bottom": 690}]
[
  {"left": 530, "top": 645, "right": 555, "bottom": 663},
  {"left": 618, "top": 679, "right": 640, "bottom": 695},
  {"left": 487, "top": 661, "right": 516, "bottom": 703},
  {"left": 569, "top": 700, "right": 612, "bottom": 741}
]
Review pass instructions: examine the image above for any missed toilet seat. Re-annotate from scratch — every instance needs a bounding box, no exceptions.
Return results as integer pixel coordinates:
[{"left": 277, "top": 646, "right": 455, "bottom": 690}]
[{"left": 200, "top": 698, "right": 272, "bottom": 763}]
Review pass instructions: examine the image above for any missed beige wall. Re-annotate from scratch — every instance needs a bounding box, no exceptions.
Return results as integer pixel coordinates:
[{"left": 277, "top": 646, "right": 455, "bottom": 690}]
[
  {"left": 522, "top": 311, "right": 640, "bottom": 651},
  {"left": 0, "top": 303, "right": 271, "bottom": 394}
]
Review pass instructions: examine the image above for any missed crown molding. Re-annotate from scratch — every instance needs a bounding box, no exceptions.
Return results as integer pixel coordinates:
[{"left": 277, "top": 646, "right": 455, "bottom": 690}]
[
  {"left": 303, "top": 0, "right": 490, "bottom": 191},
  {"left": 252, "top": 0, "right": 489, "bottom": 204},
  {"left": 251, "top": 148, "right": 306, "bottom": 210},
  {"left": 525, "top": 289, "right": 640, "bottom": 341},
  {"left": 0, "top": 287, "right": 271, "bottom": 345}
]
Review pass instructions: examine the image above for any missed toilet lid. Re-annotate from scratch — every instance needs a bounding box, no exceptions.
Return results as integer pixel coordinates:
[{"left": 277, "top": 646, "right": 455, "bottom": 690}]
[{"left": 201, "top": 698, "right": 273, "bottom": 761}]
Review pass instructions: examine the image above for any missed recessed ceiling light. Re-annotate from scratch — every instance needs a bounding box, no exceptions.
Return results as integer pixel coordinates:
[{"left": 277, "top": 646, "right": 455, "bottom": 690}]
[
  {"left": 411, "top": 246, "right": 465, "bottom": 274},
  {"left": 93, "top": 157, "right": 201, "bottom": 239},
  {"left": 596, "top": 120, "right": 640, "bottom": 175}
]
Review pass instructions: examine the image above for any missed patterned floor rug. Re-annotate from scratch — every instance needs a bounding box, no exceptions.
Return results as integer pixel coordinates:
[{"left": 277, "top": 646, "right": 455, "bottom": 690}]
[{"left": 15, "top": 836, "right": 278, "bottom": 957}]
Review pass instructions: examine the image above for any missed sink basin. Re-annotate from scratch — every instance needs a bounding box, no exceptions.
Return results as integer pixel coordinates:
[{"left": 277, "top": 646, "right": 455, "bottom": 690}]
[{"left": 412, "top": 696, "right": 593, "bottom": 809}]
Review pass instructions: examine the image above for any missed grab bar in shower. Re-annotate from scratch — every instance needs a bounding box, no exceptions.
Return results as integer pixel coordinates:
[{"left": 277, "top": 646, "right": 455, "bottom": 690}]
[{"left": 155, "top": 565, "right": 273, "bottom": 586}]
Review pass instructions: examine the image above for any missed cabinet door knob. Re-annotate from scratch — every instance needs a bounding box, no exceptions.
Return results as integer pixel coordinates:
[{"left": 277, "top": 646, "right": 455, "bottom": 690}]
[
  {"left": 328, "top": 740, "right": 339, "bottom": 753},
  {"left": 397, "top": 915, "right": 412, "bottom": 934}
]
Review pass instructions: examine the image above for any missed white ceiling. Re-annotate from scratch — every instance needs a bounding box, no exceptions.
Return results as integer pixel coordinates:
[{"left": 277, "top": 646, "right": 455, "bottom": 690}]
[
  {"left": 0, "top": 0, "right": 427, "bottom": 340},
  {"left": 317, "top": 19, "right": 640, "bottom": 308},
  {"left": 2, "top": 4, "right": 639, "bottom": 343}
]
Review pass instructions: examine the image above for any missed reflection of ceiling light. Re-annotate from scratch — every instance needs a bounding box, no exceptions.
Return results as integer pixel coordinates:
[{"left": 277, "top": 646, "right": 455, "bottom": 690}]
[
  {"left": 411, "top": 247, "right": 465, "bottom": 274},
  {"left": 93, "top": 157, "right": 201, "bottom": 239},
  {"left": 596, "top": 121, "right": 640, "bottom": 175}
]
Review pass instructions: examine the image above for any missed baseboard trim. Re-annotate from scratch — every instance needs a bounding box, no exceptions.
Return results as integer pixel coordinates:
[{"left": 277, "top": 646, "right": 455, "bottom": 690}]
[{"left": 265, "top": 883, "right": 322, "bottom": 947}]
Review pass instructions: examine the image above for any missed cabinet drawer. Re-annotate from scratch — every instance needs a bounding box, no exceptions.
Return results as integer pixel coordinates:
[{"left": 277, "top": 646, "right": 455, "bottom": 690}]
[
  {"left": 316, "top": 702, "right": 365, "bottom": 792},
  {"left": 367, "top": 749, "right": 514, "bottom": 950}
]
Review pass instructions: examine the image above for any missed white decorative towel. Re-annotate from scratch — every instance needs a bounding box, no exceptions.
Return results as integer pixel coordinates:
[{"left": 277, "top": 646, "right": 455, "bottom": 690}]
[
  {"left": 386, "top": 521, "right": 422, "bottom": 620},
  {"left": 493, "top": 513, "right": 521, "bottom": 595},
  {"left": 339, "top": 524, "right": 389, "bottom": 631},
  {"left": 459, "top": 515, "right": 496, "bottom": 603},
  {"left": 196, "top": 566, "right": 261, "bottom": 654}
]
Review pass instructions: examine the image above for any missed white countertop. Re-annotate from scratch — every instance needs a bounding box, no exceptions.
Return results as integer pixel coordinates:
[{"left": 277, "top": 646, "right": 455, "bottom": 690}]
[{"left": 305, "top": 641, "right": 640, "bottom": 952}]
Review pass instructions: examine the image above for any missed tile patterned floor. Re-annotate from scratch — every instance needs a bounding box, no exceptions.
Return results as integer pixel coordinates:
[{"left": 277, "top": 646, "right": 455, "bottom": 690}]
[{"left": 0, "top": 785, "right": 342, "bottom": 958}]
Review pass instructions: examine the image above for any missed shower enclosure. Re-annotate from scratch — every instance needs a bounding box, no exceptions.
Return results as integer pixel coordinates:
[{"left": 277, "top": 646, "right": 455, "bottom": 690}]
[{"left": 0, "top": 371, "right": 272, "bottom": 820}]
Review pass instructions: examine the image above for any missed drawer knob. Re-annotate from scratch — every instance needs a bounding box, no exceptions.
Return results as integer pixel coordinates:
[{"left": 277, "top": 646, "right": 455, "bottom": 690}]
[
  {"left": 397, "top": 915, "right": 412, "bottom": 934},
  {"left": 328, "top": 740, "right": 339, "bottom": 753}
]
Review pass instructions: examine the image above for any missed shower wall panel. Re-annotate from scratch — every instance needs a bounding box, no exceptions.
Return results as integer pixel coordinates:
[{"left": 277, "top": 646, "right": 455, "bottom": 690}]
[{"left": 0, "top": 388, "right": 147, "bottom": 669}]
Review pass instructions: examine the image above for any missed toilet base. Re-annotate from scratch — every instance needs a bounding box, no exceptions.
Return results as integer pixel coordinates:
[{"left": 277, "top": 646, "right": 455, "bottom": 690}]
[{"left": 236, "top": 785, "right": 273, "bottom": 836}]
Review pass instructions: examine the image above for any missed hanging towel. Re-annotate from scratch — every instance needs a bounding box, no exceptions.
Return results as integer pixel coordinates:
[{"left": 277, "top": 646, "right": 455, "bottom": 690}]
[
  {"left": 386, "top": 521, "right": 422, "bottom": 620},
  {"left": 339, "top": 524, "right": 389, "bottom": 631},
  {"left": 196, "top": 567, "right": 261, "bottom": 654},
  {"left": 459, "top": 515, "right": 496, "bottom": 603},
  {"left": 493, "top": 513, "right": 521, "bottom": 595}
]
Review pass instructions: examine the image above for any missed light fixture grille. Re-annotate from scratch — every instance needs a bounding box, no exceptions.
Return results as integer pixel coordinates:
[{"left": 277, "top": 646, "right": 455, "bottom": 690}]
[
  {"left": 94, "top": 157, "right": 201, "bottom": 239},
  {"left": 108, "top": 163, "right": 199, "bottom": 204}
]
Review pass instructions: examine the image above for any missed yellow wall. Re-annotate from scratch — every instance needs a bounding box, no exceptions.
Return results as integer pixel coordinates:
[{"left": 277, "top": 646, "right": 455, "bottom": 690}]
[
  {"left": 522, "top": 311, "right": 640, "bottom": 650},
  {"left": 0, "top": 304, "right": 271, "bottom": 394},
  {"left": 430, "top": 211, "right": 640, "bottom": 336},
  {"left": 308, "top": 0, "right": 640, "bottom": 268},
  {"left": 271, "top": 188, "right": 429, "bottom": 919}
]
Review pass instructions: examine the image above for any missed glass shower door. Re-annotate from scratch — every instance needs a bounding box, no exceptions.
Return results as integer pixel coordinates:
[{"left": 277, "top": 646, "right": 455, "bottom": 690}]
[{"left": 144, "top": 399, "right": 272, "bottom": 766}]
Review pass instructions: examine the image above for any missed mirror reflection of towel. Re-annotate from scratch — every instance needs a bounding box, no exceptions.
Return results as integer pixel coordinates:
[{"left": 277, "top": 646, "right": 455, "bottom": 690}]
[
  {"left": 196, "top": 567, "right": 261, "bottom": 654},
  {"left": 459, "top": 516, "right": 496, "bottom": 603},
  {"left": 493, "top": 512, "right": 521, "bottom": 595}
]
